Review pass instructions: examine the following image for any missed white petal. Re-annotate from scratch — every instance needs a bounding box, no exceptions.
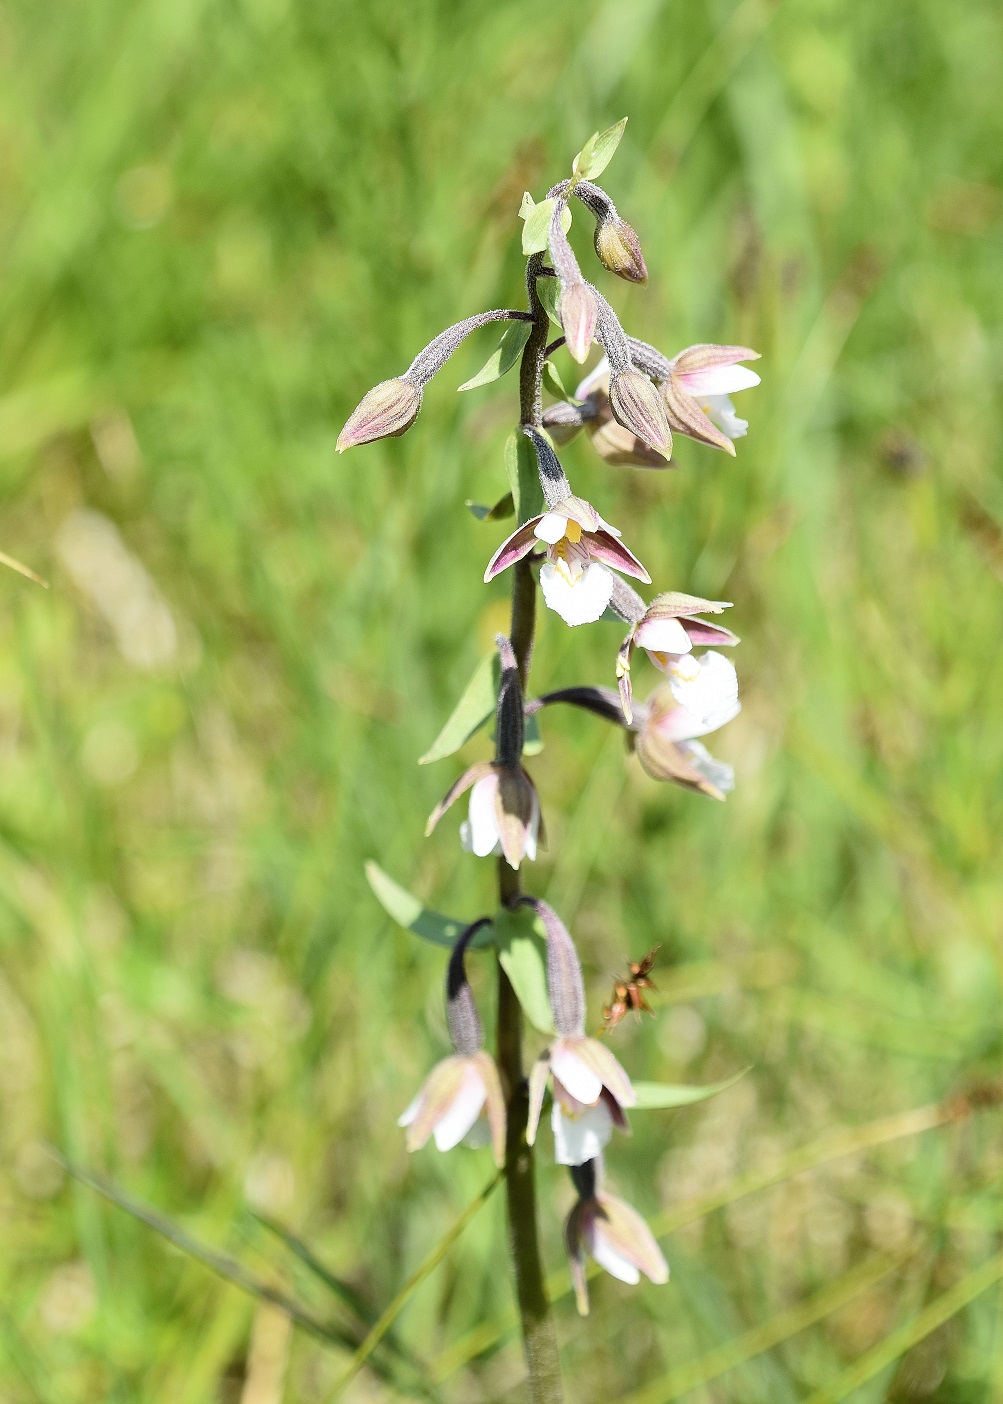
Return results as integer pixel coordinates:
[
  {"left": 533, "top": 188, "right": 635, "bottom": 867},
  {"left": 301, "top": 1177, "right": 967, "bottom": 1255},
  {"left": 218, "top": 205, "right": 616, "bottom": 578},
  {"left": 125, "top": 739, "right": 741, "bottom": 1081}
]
[
  {"left": 535, "top": 512, "right": 571, "bottom": 545},
  {"left": 635, "top": 617, "right": 692, "bottom": 655},
  {"left": 666, "top": 651, "right": 739, "bottom": 733},
  {"left": 551, "top": 1044, "right": 603, "bottom": 1105},
  {"left": 540, "top": 560, "right": 614, "bottom": 626},
  {"left": 678, "top": 740, "right": 734, "bottom": 794},
  {"left": 524, "top": 786, "right": 540, "bottom": 862},
  {"left": 467, "top": 775, "right": 502, "bottom": 857},
  {"left": 656, "top": 699, "right": 740, "bottom": 743},
  {"left": 680, "top": 365, "right": 761, "bottom": 396},
  {"left": 552, "top": 1098, "right": 614, "bottom": 1166},
  {"left": 397, "top": 1091, "right": 423, "bottom": 1128},
  {"left": 702, "top": 394, "right": 748, "bottom": 440},
  {"left": 574, "top": 356, "right": 610, "bottom": 401},
  {"left": 432, "top": 1065, "right": 487, "bottom": 1151},
  {"left": 590, "top": 1230, "right": 641, "bottom": 1285}
]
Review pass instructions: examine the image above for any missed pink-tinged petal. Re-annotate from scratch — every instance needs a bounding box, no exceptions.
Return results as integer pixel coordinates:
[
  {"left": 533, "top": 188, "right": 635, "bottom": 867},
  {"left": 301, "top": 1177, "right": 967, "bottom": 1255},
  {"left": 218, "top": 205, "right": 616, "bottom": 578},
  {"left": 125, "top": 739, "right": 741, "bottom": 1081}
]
[
  {"left": 645, "top": 591, "right": 733, "bottom": 619},
  {"left": 567, "top": 1037, "right": 636, "bottom": 1108},
  {"left": 562, "top": 284, "right": 598, "bottom": 364},
  {"left": 589, "top": 1231, "right": 641, "bottom": 1285},
  {"left": 602, "top": 1087, "right": 631, "bottom": 1133},
  {"left": 635, "top": 616, "right": 692, "bottom": 654},
  {"left": 425, "top": 762, "right": 495, "bottom": 836},
  {"left": 635, "top": 722, "right": 729, "bottom": 800},
  {"left": 534, "top": 511, "right": 571, "bottom": 544},
  {"left": 472, "top": 1051, "right": 507, "bottom": 1167},
  {"left": 405, "top": 1057, "right": 467, "bottom": 1151},
  {"left": 662, "top": 377, "right": 735, "bottom": 456},
  {"left": 665, "top": 651, "right": 739, "bottom": 733},
  {"left": 432, "top": 1062, "right": 488, "bottom": 1151},
  {"left": 680, "top": 618, "right": 740, "bottom": 648},
  {"left": 678, "top": 364, "right": 761, "bottom": 397},
  {"left": 587, "top": 530, "right": 651, "bottom": 584},
  {"left": 484, "top": 518, "right": 544, "bottom": 582},
  {"left": 560, "top": 496, "right": 602, "bottom": 533},
  {"left": 551, "top": 1041, "right": 603, "bottom": 1106},
  {"left": 552, "top": 1094, "right": 614, "bottom": 1166},
  {"left": 594, "top": 1195, "right": 669, "bottom": 1284},
  {"left": 527, "top": 1056, "right": 550, "bottom": 1146},
  {"left": 609, "top": 371, "right": 672, "bottom": 459},
  {"left": 654, "top": 701, "right": 719, "bottom": 743},
  {"left": 467, "top": 773, "right": 502, "bottom": 857},
  {"left": 337, "top": 379, "right": 422, "bottom": 452},
  {"left": 539, "top": 560, "right": 614, "bottom": 626},
  {"left": 672, "top": 343, "right": 760, "bottom": 374}
]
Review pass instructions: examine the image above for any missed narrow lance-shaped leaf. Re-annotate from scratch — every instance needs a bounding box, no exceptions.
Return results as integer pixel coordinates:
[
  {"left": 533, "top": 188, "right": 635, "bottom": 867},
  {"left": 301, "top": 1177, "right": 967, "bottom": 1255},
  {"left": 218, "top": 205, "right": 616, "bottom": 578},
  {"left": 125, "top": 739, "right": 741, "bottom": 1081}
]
[
  {"left": 504, "top": 429, "right": 545, "bottom": 524},
  {"left": 458, "top": 321, "right": 533, "bottom": 392},
  {"left": 630, "top": 1067, "right": 750, "bottom": 1110},
  {"left": 492, "top": 905, "right": 555, "bottom": 1035},
  {"left": 365, "top": 861, "right": 493, "bottom": 950},
  {"left": 572, "top": 117, "right": 628, "bottom": 183},
  {"left": 419, "top": 654, "right": 498, "bottom": 765}
]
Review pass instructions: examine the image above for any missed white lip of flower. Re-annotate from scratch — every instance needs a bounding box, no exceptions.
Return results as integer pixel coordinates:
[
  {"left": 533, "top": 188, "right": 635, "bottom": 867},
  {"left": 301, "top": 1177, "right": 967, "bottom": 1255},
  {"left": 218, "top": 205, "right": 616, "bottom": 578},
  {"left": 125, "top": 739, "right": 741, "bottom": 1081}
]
[
  {"left": 460, "top": 772, "right": 540, "bottom": 861},
  {"left": 398, "top": 1058, "right": 488, "bottom": 1151},
  {"left": 700, "top": 392, "right": 748, "bottom": 440},
  {"left": 485, "top": 496, "right": 649, "bottom": 629},
  {"left": 652, "top": 651, "right": 739, "bottom": 739},
  {"left": 678, "top": 739, "right": 734, "bottom": 795},
  {"left": 551, "top": 1081, "right": 615, "bottom": 1166}
]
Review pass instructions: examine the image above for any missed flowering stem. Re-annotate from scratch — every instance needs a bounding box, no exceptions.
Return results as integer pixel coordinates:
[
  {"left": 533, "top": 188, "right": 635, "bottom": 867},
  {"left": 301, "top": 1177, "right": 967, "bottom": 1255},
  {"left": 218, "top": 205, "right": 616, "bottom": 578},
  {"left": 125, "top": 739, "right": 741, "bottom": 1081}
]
[{"left": 495, "top": 258, "right": 563, "bottom": 1403}]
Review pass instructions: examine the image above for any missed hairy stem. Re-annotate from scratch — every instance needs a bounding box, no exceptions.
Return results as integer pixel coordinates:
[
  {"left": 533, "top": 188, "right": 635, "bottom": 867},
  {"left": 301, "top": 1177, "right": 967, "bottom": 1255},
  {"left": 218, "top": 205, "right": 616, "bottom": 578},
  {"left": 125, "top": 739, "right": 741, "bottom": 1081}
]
[{"left": 495, "top": 256, "right": 563, "bottom": 1403}]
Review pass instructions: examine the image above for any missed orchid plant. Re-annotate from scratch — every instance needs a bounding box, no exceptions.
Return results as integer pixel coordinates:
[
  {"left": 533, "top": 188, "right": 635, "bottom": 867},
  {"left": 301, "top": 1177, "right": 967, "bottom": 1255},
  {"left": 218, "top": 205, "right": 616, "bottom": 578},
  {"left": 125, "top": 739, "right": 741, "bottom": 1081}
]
[{"left": 341, "top": 120, "right": 759, "bottom": 1402}]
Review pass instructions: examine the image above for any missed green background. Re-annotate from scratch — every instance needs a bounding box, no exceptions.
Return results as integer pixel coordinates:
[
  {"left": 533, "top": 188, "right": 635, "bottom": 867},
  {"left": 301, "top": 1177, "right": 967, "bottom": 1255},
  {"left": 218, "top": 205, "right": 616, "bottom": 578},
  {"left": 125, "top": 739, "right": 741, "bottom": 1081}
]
[{"left": 1, "top": 0, "right": 1001, "bottom": 1398}]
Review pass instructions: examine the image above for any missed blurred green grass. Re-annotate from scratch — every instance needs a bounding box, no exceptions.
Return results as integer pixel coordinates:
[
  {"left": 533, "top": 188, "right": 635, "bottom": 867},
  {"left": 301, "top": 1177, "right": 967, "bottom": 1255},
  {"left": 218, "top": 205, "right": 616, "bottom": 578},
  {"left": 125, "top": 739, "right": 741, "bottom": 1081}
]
[{"left": 0, "top": 0, "right": 1002, "bottom": 1398}]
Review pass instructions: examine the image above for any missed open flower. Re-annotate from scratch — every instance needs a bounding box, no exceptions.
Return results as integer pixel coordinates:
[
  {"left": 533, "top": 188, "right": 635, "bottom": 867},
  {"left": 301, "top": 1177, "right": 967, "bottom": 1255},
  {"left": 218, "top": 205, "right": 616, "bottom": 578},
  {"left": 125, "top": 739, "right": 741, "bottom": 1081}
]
[
  {"left": 485, "top": 495, "right": 649, "bottom": 627},
  {"left": 616, "top": 591, "right": 739, "bottom": 723},
  {"left": 660, "top": 344, "right": 760, "bottom": 455},
  {"left": 399, "top": 1052, "right": 506, "bottom": 1166},
  {"left": 565, "top": 1161, "right": 669, "bottom": 1316},
  {"left": 634, "top": 680, "right": 738, "bottom": 800},
  {"left": 517, "top": 897, "right": 636, "bottom": 1165},
  {"left": 427, "top": 761, "right": 540, "bottom": 869},
  {"left": 399, "top": 917, "right": 507, "bottom": 1166}
]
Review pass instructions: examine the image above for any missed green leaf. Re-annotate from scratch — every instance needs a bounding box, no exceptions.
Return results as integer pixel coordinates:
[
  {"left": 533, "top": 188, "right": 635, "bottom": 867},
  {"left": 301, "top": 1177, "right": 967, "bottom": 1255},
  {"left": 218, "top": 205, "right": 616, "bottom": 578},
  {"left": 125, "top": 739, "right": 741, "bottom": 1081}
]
[
  {"left": 365, "top": 861, "right": 492, "bottom": 949},
  {"left": 504, "top": 431, "right": 544, "bottom": 525},
  {"left": 519, "top": 193, "right": 572, "bottom": 256},
  {"left": 631, "top": 1067, "right": 750, "bottom": 1110},
  {"left": 572, "top": 117, "right": 628, "bottom": 183},
  {"left": 542, "top": 360, "right": 574, "bottom": 401},
  {"left": 465, "top": 492, "right": 514, "bottom": 522},
  {"left": 493, "top": 906, "right": 554, "bottom": 1034},
  {"left": 458, "top": 321, "right": 532, "bottom": 392},
  {"left": 536, "top": 275, "right": 563, "bottom": 329},
  {"left": 523, "top": 712, "right": 543, "bottom": 757},
  {"left": 419, "top": 654, "right": 499, "bottom": 765}
]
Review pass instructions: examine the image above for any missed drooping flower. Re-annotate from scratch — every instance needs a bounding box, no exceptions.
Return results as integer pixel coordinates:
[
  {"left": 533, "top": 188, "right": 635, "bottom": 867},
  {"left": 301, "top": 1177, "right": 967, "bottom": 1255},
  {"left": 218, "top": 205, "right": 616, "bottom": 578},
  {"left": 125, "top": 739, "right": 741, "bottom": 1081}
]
[
  {"left": 660, "top": 344, "right": 760, "bottom": 455},
  {"left": 516, "top": 897, "right": 635, "bottom": 1165},
  {"left": 426, "top": 636, "right": 542, "bottom": 869},
  {"left": 485, "top": 495, "right": 649, "bottom": 627},
  {"left": 565, "top": 1159, "right": 669, "bottom": 1316},
  {"left": 634, "top": 679, "right": 738, "bottom": 800},
  {"left": 398, "top": 917, "right": 507, "bottom": 1166},
  {"left": 616, "top": 591, "right": 739, "bottom": 723}
]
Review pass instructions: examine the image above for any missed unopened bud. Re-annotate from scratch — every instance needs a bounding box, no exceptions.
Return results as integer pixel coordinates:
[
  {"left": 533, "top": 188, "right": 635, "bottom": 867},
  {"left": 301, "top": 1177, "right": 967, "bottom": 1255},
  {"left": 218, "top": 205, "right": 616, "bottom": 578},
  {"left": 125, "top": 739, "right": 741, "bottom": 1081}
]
[
  {"left": 594, "top": 216, "right": 647, "bottom": 284},
  {"left": 517, "top": 896, "right": 585, "bottom": 1038},
  {"left": 337, "top": 378, "right": 421, "bottom": 453},
  {"left": 608, "top": 371, "right": 672, "bottom": 460},
  {"left": 561, "top": 283, "right": 598, "bottom": 364}
]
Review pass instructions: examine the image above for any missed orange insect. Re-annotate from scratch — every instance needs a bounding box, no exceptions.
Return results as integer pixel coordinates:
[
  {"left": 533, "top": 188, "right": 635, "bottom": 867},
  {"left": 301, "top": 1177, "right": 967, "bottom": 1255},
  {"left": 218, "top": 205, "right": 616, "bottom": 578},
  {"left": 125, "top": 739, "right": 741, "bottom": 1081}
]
[{"left": 602, "top": 946, "right": 660, "bottom": 1031}]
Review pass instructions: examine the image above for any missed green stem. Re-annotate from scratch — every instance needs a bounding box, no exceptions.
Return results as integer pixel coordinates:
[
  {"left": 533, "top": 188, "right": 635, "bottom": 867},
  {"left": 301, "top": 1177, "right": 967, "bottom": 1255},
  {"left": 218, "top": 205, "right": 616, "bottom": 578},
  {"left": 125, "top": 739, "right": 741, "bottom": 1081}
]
[{"left": 494, "top": 256, "right": 563, "bottom": 1403}]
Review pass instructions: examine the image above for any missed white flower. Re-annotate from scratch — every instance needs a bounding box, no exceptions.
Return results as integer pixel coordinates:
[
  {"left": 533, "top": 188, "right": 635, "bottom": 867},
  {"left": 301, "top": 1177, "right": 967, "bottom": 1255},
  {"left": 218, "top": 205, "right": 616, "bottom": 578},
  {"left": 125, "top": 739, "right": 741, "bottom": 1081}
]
[
  {"left": 460, "top": 770, "right": 540, "bottom": 862},
  {"left": 551, "top": 1083, "right": 619, "bottom": 1166},
  {"left": 398, "top": 1051, "right": 506, "bottom": 1165},
  {"left": 659, "top": 651, "right": 740, "bottom": 736}
]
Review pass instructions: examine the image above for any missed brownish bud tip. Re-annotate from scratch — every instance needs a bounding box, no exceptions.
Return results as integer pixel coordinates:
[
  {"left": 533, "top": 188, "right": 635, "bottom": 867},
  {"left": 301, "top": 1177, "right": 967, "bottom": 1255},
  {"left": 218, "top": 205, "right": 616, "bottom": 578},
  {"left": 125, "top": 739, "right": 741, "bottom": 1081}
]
[
  {"left": 594, "top": 217, "right": 647, "bottom": 284},
  {"left": 561, "top": 284, "right": 598, "bottom": 364},
  {"left": 608, "top": 371, "right": 672, "bottom": 459},
  {"left": 337, "top": 378, "right": 421, "bottom": 452}
]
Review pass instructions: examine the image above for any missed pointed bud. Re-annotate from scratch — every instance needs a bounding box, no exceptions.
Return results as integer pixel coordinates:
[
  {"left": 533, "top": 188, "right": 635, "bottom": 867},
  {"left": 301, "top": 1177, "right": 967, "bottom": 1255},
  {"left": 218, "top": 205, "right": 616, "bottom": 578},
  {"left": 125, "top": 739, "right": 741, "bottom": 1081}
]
[
  {"left": 594, "top": 216, "right": 647, "bottom": 283},
  {"left": 337, "top": 378, "right": 421, "bottom": 452},
  {"left": 517, "top": 897, "right": 586, "bottom": 1038},
  {"left": 561, "top": 283, "right": 598, "bottom": 364},
  {"left": 608, "top": 371, "right": 672, "bottom": 459}
]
